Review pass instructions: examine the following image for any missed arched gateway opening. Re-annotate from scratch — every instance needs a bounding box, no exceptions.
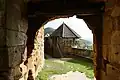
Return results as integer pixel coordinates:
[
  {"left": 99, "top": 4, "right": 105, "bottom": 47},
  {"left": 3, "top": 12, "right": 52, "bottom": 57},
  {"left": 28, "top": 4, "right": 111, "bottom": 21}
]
[
  {"left": 27, "top": 1, "right": 103, "bottom": 80},
  {"left": 36, "top": 15, "right": 94, "bottom": 80}
]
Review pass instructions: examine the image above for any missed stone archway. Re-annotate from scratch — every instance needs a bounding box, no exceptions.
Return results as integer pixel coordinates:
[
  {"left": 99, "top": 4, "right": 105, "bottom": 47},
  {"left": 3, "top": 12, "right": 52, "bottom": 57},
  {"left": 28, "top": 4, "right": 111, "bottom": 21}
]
[
  {"left": 0, "top": 0, "right": 104, "bottom": 79},
  {"left": 27, "top": 14, "right": 103, "bottom": 80},
  {"left": 1, "top": 0, "right": 120, "bottom": 80}
]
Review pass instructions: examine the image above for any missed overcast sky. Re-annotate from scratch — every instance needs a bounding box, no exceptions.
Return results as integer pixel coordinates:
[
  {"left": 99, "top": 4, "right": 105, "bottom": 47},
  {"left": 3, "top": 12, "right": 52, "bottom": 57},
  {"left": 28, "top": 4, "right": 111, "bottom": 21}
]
[{"left": 44, "top": 15, "right": 93, "bottom": 43}]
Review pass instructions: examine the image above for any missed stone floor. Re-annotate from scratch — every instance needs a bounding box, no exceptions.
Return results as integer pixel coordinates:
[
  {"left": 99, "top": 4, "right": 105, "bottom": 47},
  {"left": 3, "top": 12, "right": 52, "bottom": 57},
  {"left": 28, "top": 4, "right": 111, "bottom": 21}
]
[{"left": 49, "top": 71, "right": 92, "bottom": 80}]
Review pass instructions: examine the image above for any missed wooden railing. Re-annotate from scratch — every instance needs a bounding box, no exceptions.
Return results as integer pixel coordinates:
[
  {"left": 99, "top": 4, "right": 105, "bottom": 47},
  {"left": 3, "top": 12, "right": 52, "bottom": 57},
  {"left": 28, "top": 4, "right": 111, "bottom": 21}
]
[{"left": 63, "top": 47, "right": 93, "bottom": 59}]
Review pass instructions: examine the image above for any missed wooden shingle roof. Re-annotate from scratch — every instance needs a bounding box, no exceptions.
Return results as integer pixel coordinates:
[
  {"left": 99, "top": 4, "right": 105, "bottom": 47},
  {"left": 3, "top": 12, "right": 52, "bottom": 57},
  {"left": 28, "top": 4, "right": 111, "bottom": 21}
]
[{"left": 51, "top": 22, "right": 81, "bottom": 38}]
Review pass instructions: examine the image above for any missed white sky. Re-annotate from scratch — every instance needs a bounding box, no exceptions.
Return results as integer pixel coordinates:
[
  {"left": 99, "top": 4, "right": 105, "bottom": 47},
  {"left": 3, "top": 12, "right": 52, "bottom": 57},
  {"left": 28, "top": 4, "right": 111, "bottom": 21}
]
[{"left": 44, "top": 15, "right": 93, "bottom": 43}]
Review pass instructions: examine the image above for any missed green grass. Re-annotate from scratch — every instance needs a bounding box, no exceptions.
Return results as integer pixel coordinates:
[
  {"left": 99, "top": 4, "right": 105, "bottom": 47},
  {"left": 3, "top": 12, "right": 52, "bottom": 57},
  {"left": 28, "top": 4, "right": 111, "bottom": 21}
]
[{"left": 36, "top": 58, "right": 94, "bottom": 80}]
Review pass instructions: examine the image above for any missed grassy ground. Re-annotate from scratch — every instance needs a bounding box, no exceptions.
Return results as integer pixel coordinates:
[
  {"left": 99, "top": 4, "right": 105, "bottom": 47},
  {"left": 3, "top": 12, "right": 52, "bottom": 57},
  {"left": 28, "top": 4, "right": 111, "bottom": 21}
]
[{"left": 36, "top": 58, "right": 94, "bottom": 80}]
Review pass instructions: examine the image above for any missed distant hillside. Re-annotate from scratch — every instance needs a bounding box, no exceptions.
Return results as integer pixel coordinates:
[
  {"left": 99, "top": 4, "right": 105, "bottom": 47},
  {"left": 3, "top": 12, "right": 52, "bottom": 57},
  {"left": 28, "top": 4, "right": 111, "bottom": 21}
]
[
  {"left": 80, "top": 39, "right": 92, "bottom": 46},
  {"left": 44, "top": 27, "right": 55, "bottom": 35},
  {"left": 74, "top": 39, "right": 93, "bottom": 50}
]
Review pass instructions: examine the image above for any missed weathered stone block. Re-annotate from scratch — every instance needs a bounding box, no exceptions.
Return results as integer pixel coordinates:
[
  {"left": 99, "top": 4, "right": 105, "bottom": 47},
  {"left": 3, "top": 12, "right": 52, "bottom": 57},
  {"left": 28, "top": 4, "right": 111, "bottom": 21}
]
[
  {"left": 111, "top": 6, "right": 120, "bottom": 17},
  {"left": 0, "top": 27, "right": 5, "bottom": 47},
  {"left": 8, "top": 45, "right": 25, "bottom": 67},
  {"left": 9, "top": 66, "right": 22, "bottom": 80},
  {"left": 7, "top": 18, "right": 28, "bottom": 33},
  {"left": 0, "top": 72, "right": 9, "bottom": 80},
  {"left": 6, "top": 0, "right": 28, "bottom": 33},
  {"left": 102, "top": 33, "right": 111, "bottom": 45},
  {"left": 105, "top": 0, "right": 116, "bottom": 12},
  {"left": 0, "top": 77, "right": 6, "bottom": 80},
  {"left": 103, "top": 16, "right": 113, "bottom": 45},
  {"left": 6, "top": 30, "right": 27, "bottom": 46},
  {"left": 6, "top": 18, "right": 28, "bottom": 33},
  {"left": 0, "top": 48, "right": 8, "bottom": 71},
  {"left": 110, "top": 17, "right": 120, "bottom": 30},
  {"left": 109, "top": 44, "right": 120, "bottom": 64},
  {"left": 0, "top": 0, "right": 5, "bottom": 11},
  {"left": 19, "top": 19, "right": 28, "bottom": 33},
  {"left": 19, "top": 62, "right": 28, "bottom": 80},
  {"left": 25, "top": 26, "right": 45, "bottom": 79},
  {"left": 6, "top": 7, "right": 21, "bottom": 31},
  {"left": 106, "top": 64, "right": 120, "bottom": 80},
  {"left": 22, "top": 47, "right": 27, "bottom": 62},
  {"left": 102, "top": 45, "right": 109, "bottom": 60},
  {"left": 111, "top": 31, "right": 120, "bottom": 44},
  {"left": 0, "top": 11, "right": 5, "bottom": 27},
  {"left": 27, "top": 57, "right": 34, "bottom": 69},
  {"left": 101, "top": 70, "right": 108, "bottom": 80},
  {"left": 103, "top": 16, "right": 113, "bottom": 33}
]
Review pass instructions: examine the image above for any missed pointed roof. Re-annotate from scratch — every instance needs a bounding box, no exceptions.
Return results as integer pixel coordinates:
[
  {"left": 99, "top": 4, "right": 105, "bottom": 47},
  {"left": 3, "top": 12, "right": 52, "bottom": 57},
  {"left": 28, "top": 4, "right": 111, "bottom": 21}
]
[{"left": 50, "top": 22, "right": 81, "bottom": 38}]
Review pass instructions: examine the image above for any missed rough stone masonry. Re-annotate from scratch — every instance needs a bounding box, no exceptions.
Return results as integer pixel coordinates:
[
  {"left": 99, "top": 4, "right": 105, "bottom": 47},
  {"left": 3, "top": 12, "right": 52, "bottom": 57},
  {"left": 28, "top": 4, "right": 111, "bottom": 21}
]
[
  {"left": 0, "top": 0, "right": 44, "bottom": 80},
  {"left": 0, "top": 0, "right": 120, "bottom": 80}
]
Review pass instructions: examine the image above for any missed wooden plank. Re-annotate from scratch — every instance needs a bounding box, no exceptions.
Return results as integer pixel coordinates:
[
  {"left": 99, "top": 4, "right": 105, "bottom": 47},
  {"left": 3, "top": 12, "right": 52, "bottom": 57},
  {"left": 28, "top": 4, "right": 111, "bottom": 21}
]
[{"left": 28, "top": 1, "right": 104, "bottom": 16}]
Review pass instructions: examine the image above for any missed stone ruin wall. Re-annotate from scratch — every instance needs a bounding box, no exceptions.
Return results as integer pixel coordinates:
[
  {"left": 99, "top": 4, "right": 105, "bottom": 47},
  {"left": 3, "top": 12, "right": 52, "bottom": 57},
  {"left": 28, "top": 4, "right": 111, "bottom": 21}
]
[
  {"left": 26, "top": 26, "right": 44, "bottom": 80},
  {"left": 89, "top": 0, "right": 120, "bottom": 80},
  {"left": 101, "top": 0, "right": 120, "bottom": 80},
  {"left": 0, "top": 0, "right": 44, "bottom": 80},
  {"left": 0, "top": 0, "right": 120, "bottom": 80},
  {"left": 91, "top": 0, "right": 120, "bottom": 79},
  {"left": 0, "top": 0, "right": 8, "bottom": 79}
]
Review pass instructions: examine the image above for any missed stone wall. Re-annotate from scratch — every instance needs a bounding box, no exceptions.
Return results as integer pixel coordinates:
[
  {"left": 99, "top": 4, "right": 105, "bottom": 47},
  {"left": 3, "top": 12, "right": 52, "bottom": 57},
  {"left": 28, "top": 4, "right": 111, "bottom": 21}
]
[
  {"left": 63, "top": 47, "right": 93, "bottom": 59},
  {"left": 101, "top": 0, "right": 120, "bottom": 80},
  {"left": 0, "top": 0, "right": 45, "bottom": 80},
  {"left": 26, "top": 26, "right": 44, "bottom": 80},
  {"left": 82, "top": 1, "right": 120, "bottom": 79},
  {"left": 0, "top": 0, "right": 8, "bottom": 80},
  {"left": 5, "top": 0, "right": 28, "bottom": 79}
]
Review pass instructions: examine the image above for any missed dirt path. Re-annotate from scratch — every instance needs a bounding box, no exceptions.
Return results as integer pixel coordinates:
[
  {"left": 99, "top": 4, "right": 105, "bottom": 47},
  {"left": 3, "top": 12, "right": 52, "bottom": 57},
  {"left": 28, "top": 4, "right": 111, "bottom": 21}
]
[{"left": 49, "top": 71, "right": 92, "bottom": 80}]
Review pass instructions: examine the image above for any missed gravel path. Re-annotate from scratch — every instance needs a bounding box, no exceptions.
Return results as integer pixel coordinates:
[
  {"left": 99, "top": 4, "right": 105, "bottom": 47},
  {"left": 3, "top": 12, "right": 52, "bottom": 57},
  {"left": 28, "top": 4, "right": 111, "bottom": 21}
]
[{"left": 49, "top": 71, "right": 92, "bottom": 80}]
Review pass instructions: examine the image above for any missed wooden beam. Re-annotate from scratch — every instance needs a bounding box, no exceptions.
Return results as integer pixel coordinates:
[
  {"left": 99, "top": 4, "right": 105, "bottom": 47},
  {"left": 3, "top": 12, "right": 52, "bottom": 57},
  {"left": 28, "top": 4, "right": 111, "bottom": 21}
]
[{"left": 28, "top": 1, "right": 104, "bottom": 16}]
